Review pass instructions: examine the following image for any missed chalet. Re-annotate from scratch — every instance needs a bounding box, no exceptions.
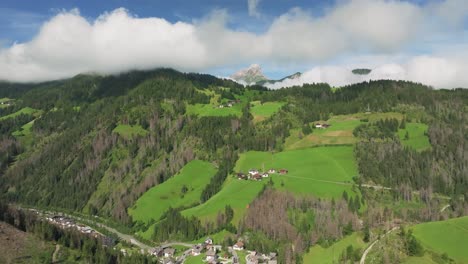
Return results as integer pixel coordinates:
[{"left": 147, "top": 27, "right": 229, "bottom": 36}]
[
  {"left": 149, "top": 247, "right": 163, "bottom": 257},
  {"left": 262, "top": 173, "right": 269, "bottom": 178},
  {"left": 252, "top": 174, "right": 262, "bottom": 181},
  {"left": 205, "top": 237, "right": 213, "bottom": 245},
  {"left": 233, "top": 241, "right": 244, "bottom": 251},
  {"left": 248, "top": 169, "right": 259, "bottom": 175},
  {"left": 279, "top": 169, "right": 288, "bottom": 174},
  {"left": 206, "top": 249, "right": 217, "bottom": 262},
  {"left": 163, "top": 247, "right": 175, "bottom": 258},
  {"left": 227, "top": 103, "right": 233, "bottom": 107},
  {"left": 191, "top": 245, "right": 202, "bottom": 256},
  {"left": 219, "top": 105, "right": 224, "bottom": 108},
  {"left": 315, "top": 123, "right": 331, "bottom": 129},
  {"left": 236, "top": 173, "right": 247, "bottom": 180},
  {"left": 268, "top": 169, "right": 277, "bottom": 174}
]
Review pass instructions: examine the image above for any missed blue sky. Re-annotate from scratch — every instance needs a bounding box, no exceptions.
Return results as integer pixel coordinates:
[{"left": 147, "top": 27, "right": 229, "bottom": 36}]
[
  {"left": 0, "top": 1, "right": 334, "bottom": 45},
  {"left": 0, "top": 0, "right": 467, "bottom": 88}
]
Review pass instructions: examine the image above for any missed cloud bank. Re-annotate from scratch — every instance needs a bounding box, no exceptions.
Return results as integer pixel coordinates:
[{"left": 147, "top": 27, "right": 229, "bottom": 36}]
[
  {"left": 265, "top": 54, "right": 468, "bottom": 89},
  {"left": 0, "top": 0, "right": 466, "bottom": 87}
]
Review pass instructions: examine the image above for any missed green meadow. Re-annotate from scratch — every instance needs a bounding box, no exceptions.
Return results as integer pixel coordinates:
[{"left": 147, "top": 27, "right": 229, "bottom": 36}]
[
  {"left": 12, "top": 120, "right": 35, "bottom": 146},
  {"left": 403, "top": 254, "right": 439, "bottom": 264},
  {"left": 398, "top": 123, "right": 431, "bottom": 151},
  {"left": 112, "top": 124, "right": 148, "bottom": 138},
  {"left": 303, "top": 232, "right": 368, "bottom": 264},
  {"left": 411, "top": 216, "right": 468, "bottom": 263},
  {"left": 182, "top": 176, "right": 265, "bottom": 225},
  {"left": 234, "top": 146, "right": 358, "bottom": 197},
  {"left": 249, "top": 101, "right": 285, "bottom": 122},
  {"left": 130, "top": 160, "right": 217, "bottom": 224},
  {"left": 186, "top": 103, "right": 243, "bottom": 117},
  {"left": 285, "top": 112, "right": 406, "bottom": 150},
  {"left": 0, "top": 107, "right": 41, "bottom": 120},
  {"left": 183, "top": 146, "right": 358, "bottom": 224}
]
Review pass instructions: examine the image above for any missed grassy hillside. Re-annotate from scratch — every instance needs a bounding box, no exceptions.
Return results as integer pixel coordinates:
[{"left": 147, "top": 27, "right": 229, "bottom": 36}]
[
  {"left": 303, "top": 232, "right": 368, "bottom": 264},
  {"left": 130, "top": 160, "right": 217, "bottom": 224},
  {"left": 285, "top": 112, "right": 404, "bottom": 149},
  {"left": 250, "top": 101, "right": 285, "bottom": 122},
  {"left": 235, "top": 146, "right": 358, "bottom": 197},
  {"left": 411, "top": 216, "right": 468, "bottom": 263},
  {"left": 186, "top": 103, "right": 243, "bottom": 117},
  {"left": 12, "top": 120, "right": 35, "bottom": 146},
  {"left": 183, "top": 146, "right": 358, "bottom": 225},
  {"left": 182, "top": 176, "right": 265, "bottom": 225},
  {"left": 398, "top": 123, "right": 431, "bottom": 151},
  {"left": 0, "top": 107, "right": 41, "bottom": 120}
]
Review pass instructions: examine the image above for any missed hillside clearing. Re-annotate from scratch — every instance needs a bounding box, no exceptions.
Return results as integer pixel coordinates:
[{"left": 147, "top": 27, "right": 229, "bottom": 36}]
[
  {"left": 250, "top": 101, "right": 285, "bottom": 122},
  {"left": 304, "top": 232, "right": 368, "bottom": 264},
  {"left": 284, "top": 112, "right": 417, "bottom": 150},
  {"left": 0, "top": 107, "right": 41, "bottom": 121},
  {"left": 398, "top": 123, "right": 431, "bottom": 151},
  {"left": 112, "top": 124, "right": 148, "bottom": 138},
  {"left": 130, "top": 160, "right": 217, "bottom": 225}
]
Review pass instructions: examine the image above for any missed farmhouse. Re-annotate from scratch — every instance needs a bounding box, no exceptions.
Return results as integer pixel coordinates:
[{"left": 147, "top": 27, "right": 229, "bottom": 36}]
[
  {"left": 233, "top": 241, "right": 244, "bottom": 251},
  {"left": 252, "top": 174, "right": 263, "bottom": 181},
  {"left": 248, "top": 169, "right": 259, "bottom": 175},
  {"left": 315, "top": 123, "right": 331, "bottom": 129},
  {"left": 204, "top": 237, "right": 213, "bottom": 245},
  {"left": 268, "top": 169, "right": 276, "bottom": 174},
  {"left": 236, "top": 173, "right": 247, "bottom": 180},
  {"left": 191, "top": 245, "right": 202, "bottom": 256},
  {"left": 279, "top": 169, "right": 288, "bottom": 174},
  {"left": 262, "top": 173, "right": 269, "bottom": 178},
  {"left": 150, "top": 247, "right": 163, "bottom": 257},
  {"left": 163, "top": 247, "right": 175, "bottom": 258}
]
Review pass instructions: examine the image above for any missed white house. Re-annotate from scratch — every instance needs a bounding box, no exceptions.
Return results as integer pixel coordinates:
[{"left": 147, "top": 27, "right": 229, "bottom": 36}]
[
  {"left": 248, "top": 169, "right": 259, "bottom": 175},
  {"left": 233, "top": 241, "right": 244, "bottom": 251}
]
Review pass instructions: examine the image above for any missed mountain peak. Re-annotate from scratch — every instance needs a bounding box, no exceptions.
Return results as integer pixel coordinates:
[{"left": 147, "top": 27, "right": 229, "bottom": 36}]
[{"left": 230, "top": 64, "right": 268, "bottom": 84}]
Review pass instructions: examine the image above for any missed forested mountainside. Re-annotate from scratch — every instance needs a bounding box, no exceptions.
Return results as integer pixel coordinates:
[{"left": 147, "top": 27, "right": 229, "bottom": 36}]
[{"left": 0, "top": 68, "right": 467, "bottom": 263}]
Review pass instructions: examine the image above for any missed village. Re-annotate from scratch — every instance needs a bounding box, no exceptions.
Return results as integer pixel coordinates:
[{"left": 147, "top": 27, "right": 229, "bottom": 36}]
[
  {"left": 149, "top": 237, "right": 278, "bottom": 264},
  {"left": 42, "top": 213, "right": 115, "bottom": 247},
  {"left": 235, "top": 168, "right": 288, "bottom": 181}
]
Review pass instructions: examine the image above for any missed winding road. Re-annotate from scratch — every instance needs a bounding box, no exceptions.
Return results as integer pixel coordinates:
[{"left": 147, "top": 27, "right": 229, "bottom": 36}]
[{"left": 359, "top": 227, "right": 398, "bottom": 264}]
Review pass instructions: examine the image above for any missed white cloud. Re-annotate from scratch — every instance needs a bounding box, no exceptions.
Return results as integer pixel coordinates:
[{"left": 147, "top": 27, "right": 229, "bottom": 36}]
[
  {"left": 247, "top": 0, "right": 261, "bottom": 18},
  {"left": 0, "top": 0, "right": 466, "bottom": 85},
  {"left": 265, "top": 53, "right": 468, "bottom": 89}
]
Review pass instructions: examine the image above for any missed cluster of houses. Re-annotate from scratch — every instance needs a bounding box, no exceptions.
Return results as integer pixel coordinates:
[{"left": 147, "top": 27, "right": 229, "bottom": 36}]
[
  {"left": 149, "top": 247, "right": 176, "bottom": 259},
  {"left": 44, "top": 215, "right": 114, "bottom": 247},
  {"left": 314, "top": 123, "right": 331, "bottom": 129},
  {"left": 218, "top": 99, "right": 241, "bottom": 108},
  {"left": 148, "top": 237, "right": 278, "bottom": 264},
  {"left": 236, "top": 168, "right": 288, "bottom": 181}
]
